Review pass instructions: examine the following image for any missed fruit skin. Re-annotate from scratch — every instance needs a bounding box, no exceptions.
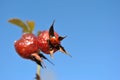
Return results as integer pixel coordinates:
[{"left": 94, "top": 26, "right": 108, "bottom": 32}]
[
  {"left": 38, "top": 30, "right": 60, "bottom": 54},
  {"left": 14, "top": 33, "right": 39, "bottom": 59}
]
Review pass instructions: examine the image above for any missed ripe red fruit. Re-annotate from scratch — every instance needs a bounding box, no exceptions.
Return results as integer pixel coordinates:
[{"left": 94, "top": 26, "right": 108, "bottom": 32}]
[
  {"left": 38, "top": 31, "right": 59, "bottom": 54},
  {"left": 38, "top": 21, "right": 71, "bottom": 57},
  {"left": 14, "top": 33, "right": 39, "bottom": 59},
  {"left": 14, "top": 33, "right": 52, "bottom": 67}
]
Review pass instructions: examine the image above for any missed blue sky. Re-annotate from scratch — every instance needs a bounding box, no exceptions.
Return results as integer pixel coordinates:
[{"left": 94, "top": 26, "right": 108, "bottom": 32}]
[{"left": 0, "top": 0, "right": 120, "bottom": 80}]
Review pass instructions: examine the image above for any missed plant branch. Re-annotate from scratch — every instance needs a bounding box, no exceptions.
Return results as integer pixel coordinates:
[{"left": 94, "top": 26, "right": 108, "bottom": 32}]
[{"left": 36, "top": 65, "right": 41, "bottom": 80}]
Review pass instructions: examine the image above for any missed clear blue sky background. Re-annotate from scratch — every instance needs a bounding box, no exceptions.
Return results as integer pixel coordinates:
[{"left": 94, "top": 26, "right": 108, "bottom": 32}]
[{"left": 0, "top": 0, "right": 120, "bottom": 80}]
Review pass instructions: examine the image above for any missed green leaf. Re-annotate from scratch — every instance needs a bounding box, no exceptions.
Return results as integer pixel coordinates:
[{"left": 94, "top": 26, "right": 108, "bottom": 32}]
[
  {"left": 8, "top": 18, "right": 29, "bottom": 33},
  {"left": 26, "top": 21, "right": 35, "bottom": 33}
]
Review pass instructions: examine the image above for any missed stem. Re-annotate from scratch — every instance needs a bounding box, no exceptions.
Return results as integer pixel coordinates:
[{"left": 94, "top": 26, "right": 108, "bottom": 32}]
[{"left": 36, "top": 65, "right": 41, "bottom": 80}]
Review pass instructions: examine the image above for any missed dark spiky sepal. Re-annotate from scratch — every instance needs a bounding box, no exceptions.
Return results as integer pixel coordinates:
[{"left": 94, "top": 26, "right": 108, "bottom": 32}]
[
  {"left": 49, "top": 20, "right": 55, "bottom": 38},
  {"left": 39, "top": 53, "right": 54, "bottom": 65},
  {"left": 34, "top": 59, "right": 43, "bottom": 68},
  {"left": 59, "top": 45, "right": 72, "bottom": 57},
  {"left": 31, "top": 55, "right": 43, "bottom": 68},
  {"left": 58, "top": 36, "right": 67, "bottom": 41}
]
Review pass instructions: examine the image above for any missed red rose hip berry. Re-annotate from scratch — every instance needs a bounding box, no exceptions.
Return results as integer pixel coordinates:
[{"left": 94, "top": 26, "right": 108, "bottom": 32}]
[
  {"left": 14, "top": 33, "right": 39, "bottom": 59},
  {"left": 38, "top": 31, "right": 59, "bottom": 54},
  {"left": 38, "top": 21, "right": 71, "bottom": 58},
  {"left": 14, "top": 33, "right": 48, "bottom": 67}
]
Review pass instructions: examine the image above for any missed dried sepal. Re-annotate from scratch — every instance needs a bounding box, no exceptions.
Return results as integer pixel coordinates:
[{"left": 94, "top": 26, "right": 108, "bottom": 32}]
[{"left": 49, "top": 20, "right": 55, "bottom": 38}]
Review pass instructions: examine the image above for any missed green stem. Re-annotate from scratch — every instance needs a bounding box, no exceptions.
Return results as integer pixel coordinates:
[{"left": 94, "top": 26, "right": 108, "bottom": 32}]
[{"left": 36, "top": 65, "right": 41, "bottom": 80}]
